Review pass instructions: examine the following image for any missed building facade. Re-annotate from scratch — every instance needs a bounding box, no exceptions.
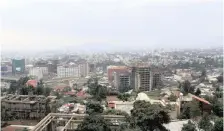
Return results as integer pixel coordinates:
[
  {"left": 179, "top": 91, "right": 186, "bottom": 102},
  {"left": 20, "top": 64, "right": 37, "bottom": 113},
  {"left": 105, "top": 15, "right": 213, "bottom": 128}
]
[
  {"left": 12, "top": 59, "right": 25, "bottom": 75},
  {"left": 107, "top": 66, "right": 130, "bottom": 83},
  {"left": 57, "top": 65, "right": 80, "bottom": 78},
  {"left": 131, "top": 66, "right": 162, "bottom": 91},
  {"left": 78, "top": 62, "right": 89, "bottom": 77},
  {"left": 1, "top": 95, "right": 56, "bottom": 120},
  {"left": 29, "top": 67, "right": 48, "bottom": 80},
  {"left": 114, "top": 72, "right": 131, "bottom": 92}
]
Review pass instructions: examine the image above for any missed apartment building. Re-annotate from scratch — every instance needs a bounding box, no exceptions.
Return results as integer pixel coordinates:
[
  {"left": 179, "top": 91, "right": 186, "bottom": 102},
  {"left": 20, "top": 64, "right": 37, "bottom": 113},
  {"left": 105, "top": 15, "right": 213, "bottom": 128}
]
[
  {"left": 29, "top": 67, "right": 48, "bottom": 80},
  {"left": 57, "top": 65, "right": 80, "bottom": 78}
]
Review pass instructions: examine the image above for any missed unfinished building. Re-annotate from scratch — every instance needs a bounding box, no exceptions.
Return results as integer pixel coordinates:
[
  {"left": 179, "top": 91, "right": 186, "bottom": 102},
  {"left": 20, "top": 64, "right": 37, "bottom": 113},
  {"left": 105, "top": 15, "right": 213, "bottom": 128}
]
[
  {"left": 32, "top": 113, "right": 126, "bottom": 131},
  {"left": 131, "top": 66, "right": 162, "bottom": 91},
  {"left": 1, "top": 94, "right": 56, "bottom": 120}
]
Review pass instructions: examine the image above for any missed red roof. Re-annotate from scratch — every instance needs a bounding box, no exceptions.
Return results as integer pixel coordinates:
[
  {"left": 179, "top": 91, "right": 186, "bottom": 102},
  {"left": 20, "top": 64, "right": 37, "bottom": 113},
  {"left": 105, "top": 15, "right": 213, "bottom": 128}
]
[
  {"left": 192, "top": 95, "right": 211, "bottom": 105},
  {"left": 76, "top": 90, "right": 85, "bottom": 97},
  {"left": 64, "top": 91, "right": 75, "bottom": 95},
  {"left": 54, "top": 85, "right": 68, "bottom": 91},
  {"left": 26, "top": 80, "right": 38, "bottom": 88},
  {"left": 2, "top": 126, "right": 24, "bottom": 131}
]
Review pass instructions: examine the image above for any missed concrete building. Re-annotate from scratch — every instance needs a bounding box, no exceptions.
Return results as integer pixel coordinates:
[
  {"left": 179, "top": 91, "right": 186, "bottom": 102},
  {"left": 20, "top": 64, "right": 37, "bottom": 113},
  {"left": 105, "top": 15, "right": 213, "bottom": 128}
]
[
  {"left": 78, "top": 60, "right": 89, "bottom": 77},
  {"left": 113, "top": 72, "right": 131, "bottom": 92},
  {"left": 131, "top": 66, "right": 162, "bottom": 91},
  {"left": 48, "top": 59, "right": 58, "bottom": 74},
  {"left": 57, "top": 65, "right": 80, "bottom": 78},
  {"left": 107, "top": 66, "right": 130, "bottom": 83},
  {"left": 1, "top": 95, "right": 56, "bottom": 120},
  {"left": 131, "top": 66, "right": 153, "bottom": 91},
  {"left": 31, "top": 113, "right": 126, "bottom": 131},
  {"left": 29, "top": 67, "right": 48, "bottom": 80},
  {"left": 152, "top": 71, "right": 162, "bottom": 89}
]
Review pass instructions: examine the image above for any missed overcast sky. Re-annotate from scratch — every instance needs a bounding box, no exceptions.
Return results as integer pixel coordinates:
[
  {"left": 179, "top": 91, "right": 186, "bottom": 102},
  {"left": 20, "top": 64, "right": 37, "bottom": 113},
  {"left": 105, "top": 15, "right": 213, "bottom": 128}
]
[{"left": 0, "top": 0, "right": 223, "bottom": 53}]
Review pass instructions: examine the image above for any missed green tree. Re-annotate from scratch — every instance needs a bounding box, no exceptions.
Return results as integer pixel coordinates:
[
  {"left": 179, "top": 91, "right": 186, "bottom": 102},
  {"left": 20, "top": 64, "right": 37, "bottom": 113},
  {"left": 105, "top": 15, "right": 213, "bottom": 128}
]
[
  {"left": 168, "top": 94, "right": 177, "bottom": 102},
  {"left": 77, "top": 115, "right": 112, "bottom": 131},
  {"left": 86, "top": 101, "right": 103, "bottom": 115},
  {"left": 217, "top": 75, "right": 223, "bottom": 83},
  {"left": 88, "top": 78, "right": 107, "bottom": 101},
  {"left": 198, "top": 113, "right": 213, "bottom": 131},
  {"left": 182, "top": 121, "right": 197, "bottom": 131},
  {"left": 212, "top": 118, "right": 223, "bottom": 131},
  {"left": 182, "top": 80, "right": 194, "bottom": 95},
  {"left": 189, "top": 100, "right": 201, "bottom": 119},
  {"left": 180, "top": 100, "right": 201, "bottom": 119},
  {"left": 117, "top": 93, "right": 131, "bottom": 101},
  {"left": 131, "top": 101, "right": 170, "bottom": 131},
  {"left": 212, "top": 100, "right": 223, "bottom": 117},
  {"left": 194, "top": 88, "right": 201, "bottom": 96}
]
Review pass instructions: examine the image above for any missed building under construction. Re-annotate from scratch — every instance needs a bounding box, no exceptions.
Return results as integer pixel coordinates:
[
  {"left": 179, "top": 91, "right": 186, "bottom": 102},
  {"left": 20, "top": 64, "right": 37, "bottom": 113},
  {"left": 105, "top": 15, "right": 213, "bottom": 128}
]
[
  {"left": 31, "top": 113, "right": 126, "bottom": 131},
  {"left": 1, "top": 94, "right": 56, "bottom": 120},
  {"left": 131, "top": 66, "right": 162, "bottom": 91}
]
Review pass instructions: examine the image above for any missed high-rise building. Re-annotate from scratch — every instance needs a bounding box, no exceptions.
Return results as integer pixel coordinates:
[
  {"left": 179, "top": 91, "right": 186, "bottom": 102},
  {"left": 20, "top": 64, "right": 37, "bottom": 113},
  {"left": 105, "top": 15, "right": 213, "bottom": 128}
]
[
  {"left": 57, "top": 65, "right": 80, "bottom": 78},
  {"left": 107, "top": 66, "right": 130, "bottom": 83},
  {"left": 12, "top": 59, "right": 25, "bottom": 75},
  {"left": 48, "top": 59, "right": 58, "bottom": 74},
  {"left": 131, "top": 66, "right": 162, "bottom": 91},
  {"left": 29, "top": 67, "right": 48, "bottom": 80},
  {"left": 114, "top": 72, "right": 131, "bottom": 92},
  {"left": 77, "top": 59, "right": 89, "bottom": 77}
]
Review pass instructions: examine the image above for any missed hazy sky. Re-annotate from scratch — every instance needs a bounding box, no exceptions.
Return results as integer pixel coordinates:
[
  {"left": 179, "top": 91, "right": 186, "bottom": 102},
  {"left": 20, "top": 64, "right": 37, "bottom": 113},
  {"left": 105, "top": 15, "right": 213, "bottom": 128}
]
[{"left": 0, "top": 0, "right": 223, "bottom": 53}]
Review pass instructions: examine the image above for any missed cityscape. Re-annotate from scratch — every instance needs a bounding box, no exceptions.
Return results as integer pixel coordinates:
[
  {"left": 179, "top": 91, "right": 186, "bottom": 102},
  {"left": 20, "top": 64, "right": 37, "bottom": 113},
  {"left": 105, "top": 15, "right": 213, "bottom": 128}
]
[{"left": 1, "top": 0, "right": 223, "bottom": 131}]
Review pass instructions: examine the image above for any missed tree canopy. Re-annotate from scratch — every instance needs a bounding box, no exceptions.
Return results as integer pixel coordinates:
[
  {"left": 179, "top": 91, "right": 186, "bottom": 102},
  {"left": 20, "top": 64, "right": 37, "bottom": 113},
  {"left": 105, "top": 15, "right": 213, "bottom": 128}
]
[
  {"left": 181, "top": 121, "right": 197, "bottom": 131},
  {"left": 86, "top": 101, "right": 104, "bottom": 115},
  {"left": 198, "top": 113, "right": 213, "bottom": 131},
  {"left": 117, "top": 93, "right": 131, "bottom": 101},
  {"left": 77, "top": 115, "right": 112, "bottom": 131},
  {"left": 212, "top": 118, "right": 223, "bottom": 131},
  {"left": 131, "top": 100, "right": 170, "bottom": 131}
]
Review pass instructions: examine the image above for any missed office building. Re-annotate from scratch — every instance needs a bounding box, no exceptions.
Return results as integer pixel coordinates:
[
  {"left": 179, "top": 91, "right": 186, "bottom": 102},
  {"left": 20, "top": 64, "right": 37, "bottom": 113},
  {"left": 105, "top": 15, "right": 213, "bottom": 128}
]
[
  {"left": 57, "top": 65, "right": 80, "bottom": 78},
  {"left": 12, "top": 59, "right": 25, "bottom": 75},
  {"left": 29, "top": 67, "right": 48, "bottom": 80}
]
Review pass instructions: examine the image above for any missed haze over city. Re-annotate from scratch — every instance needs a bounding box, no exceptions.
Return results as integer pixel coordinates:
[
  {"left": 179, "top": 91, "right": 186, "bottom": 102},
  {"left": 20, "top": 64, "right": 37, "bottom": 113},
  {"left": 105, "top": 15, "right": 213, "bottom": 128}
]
[{"left": 1, "top": 0, "right": 222, "bottom": 55}]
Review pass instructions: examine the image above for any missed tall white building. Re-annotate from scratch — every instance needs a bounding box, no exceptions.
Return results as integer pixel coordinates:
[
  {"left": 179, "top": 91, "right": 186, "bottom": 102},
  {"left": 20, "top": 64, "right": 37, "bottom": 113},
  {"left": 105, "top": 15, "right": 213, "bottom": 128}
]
[
  {"left": 57, "top": 65, "right": 80, "bottom": 78},
  {"left": 29, "top": 67, "right": 48, "bottom": 80}
]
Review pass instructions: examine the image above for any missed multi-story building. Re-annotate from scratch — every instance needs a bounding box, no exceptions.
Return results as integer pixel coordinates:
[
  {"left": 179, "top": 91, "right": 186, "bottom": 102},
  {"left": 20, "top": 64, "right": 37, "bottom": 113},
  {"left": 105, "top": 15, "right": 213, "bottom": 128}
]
[
  {"left": 107, "top": 66, "right": 130, "bottom": 83},
  {"left": 29, "top": 67, "right": 48, "bottom": 80},
  {"left": 12, "top": 59, "right": 25, "bottom": 75},
  {"left": 1, "top": 94, "right": 56, "bottom": 120},
  {"left": 131, "top": 66, "right": 162, "bottom": 91},
  {"left": 113, "top": 72, "right": 131, "bottom": 92},
  {"left": 48, "top": 59, "right": 58, "bottom": 74},
  {"left": 152, "top": 71, "right": 162, "bottom": 89},
  {"left": 57, "top": 65, "right": 80, "bottom": 78},
  {"left": 77, "top": 60, "right": 89, "bottom": 77}
]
